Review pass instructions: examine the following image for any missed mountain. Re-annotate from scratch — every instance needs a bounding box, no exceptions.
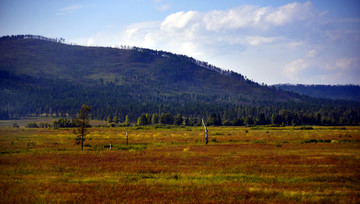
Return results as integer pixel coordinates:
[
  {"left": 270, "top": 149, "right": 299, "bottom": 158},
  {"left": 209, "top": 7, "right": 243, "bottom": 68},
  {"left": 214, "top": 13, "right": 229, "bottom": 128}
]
[
  {"left": 0, "top": 35, "right": 292, "bottom": 101},
  {"left": 273, "top": 84, "right": 360, "bottom": 101},
  {"left": 1, "top": 35, "right": 359, "bottom": 125}
]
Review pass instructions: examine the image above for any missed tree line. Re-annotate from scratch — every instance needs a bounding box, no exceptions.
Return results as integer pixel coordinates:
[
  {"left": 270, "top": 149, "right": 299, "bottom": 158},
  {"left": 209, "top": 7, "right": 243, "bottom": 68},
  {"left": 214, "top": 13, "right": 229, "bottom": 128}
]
[
  {"left": 2, "top": 71, "right": 359, "bottom": 126},
  {"left": 0, "top": 34, "right": 65, "bottom": 43},
  {"left": 129, "top": 108, "right": 360, "bottom": 126},
  {"left": 24, "top": 106, "right": 360, "bottom": 128}
]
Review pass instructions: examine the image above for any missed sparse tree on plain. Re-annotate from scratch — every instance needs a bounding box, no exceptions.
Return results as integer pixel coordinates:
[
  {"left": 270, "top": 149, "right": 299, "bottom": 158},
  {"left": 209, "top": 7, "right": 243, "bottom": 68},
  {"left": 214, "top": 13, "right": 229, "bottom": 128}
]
[{"left": 73, "top": 104, "right": 91, "bottom": 151}]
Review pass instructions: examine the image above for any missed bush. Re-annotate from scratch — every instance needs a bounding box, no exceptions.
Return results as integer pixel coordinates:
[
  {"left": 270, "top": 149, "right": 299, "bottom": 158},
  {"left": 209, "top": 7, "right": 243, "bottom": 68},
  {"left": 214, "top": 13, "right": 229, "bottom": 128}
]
[
  {"left": 53, "top": 118, "right": 78, "bottom": 128},
  {"left": 303, "top": 139, "right": 318, "bottom": 144},
  {"left": 253, "top": 140, "right": 266, "bottom": 144},
  {"left": 117, "top": 145, "right": 147, "bottom": 151},
  {"left": 26, "top": 122, "right": 38, "bottom": 128},
  {"left": 299, "top": 126, "right": 314, "bottom": 130}
]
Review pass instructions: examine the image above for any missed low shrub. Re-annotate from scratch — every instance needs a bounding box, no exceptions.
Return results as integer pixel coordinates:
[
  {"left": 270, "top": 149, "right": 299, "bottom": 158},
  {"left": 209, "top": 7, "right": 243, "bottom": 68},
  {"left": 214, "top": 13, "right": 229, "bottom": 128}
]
[
  {"left": 299, "top": 126, "right": 314, "bottom": 130},
  {"left": 117, "top": 144, "right": 147, "bottom": 151},
  {"left": 25, "top": 122, "right": 38, "bottom": 128},
  {"left": 253, "top": 140, "right": 266, "bottom": 144}
]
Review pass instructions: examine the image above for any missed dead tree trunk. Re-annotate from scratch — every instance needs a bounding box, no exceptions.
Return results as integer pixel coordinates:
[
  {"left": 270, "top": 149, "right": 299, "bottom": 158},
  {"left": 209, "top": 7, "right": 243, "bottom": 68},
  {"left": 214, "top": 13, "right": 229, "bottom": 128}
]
[
  {"left": 202, "top": 118, "right": 208, "bottom": 145},
  {"left": 126, "top": 131, "right": 129, "bottom": 145}
]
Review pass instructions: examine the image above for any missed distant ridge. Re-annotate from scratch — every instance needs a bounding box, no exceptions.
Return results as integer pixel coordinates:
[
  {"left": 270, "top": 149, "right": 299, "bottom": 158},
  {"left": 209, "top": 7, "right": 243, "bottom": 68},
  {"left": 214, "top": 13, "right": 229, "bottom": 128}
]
[{"left": 273, "top": 84, "right": 360, "bottom": 101}]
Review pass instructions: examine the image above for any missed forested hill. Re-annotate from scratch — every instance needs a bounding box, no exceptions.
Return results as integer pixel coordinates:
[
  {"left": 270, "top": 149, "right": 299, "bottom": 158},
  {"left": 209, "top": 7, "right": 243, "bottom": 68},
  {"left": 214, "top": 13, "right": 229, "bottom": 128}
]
[
  {"left": 0, "top": 35, "right": 298, "bottom": 102},
  {"left": 1, "top": 35, "right": 359, "bottom": 125},
  {"left": 0, "top": 35, "right": 291, "bottom": 97},
  {"left": 273, "top": 84, "right": 360, "bottom": 101}
]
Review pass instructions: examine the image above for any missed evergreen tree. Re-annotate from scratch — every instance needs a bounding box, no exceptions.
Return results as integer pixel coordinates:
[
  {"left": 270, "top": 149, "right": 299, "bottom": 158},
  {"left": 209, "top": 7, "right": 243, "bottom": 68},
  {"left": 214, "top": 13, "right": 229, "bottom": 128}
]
[
  {"left": 113, "top": 116, "right": 119, "bottom": 124},
  {"left": 206, "top": 113, "right": 221, "bottom": 126},
  {"left": 124, "top": 115, "right": 130, "bottom": 126},
  {"left": 160, "top": 113, "right": 174, "bottom": 125},
  {"left": 216, "top": 114, "right": 222, "bottom": 126},
  {"left": 146, "top": 114, "right": 152, "bottom": 125},
  {"left": 256, "top": 113, "right": 266, "bottom": 125},
  {"left": 73, "top": 104, "right": 91, "bottom": 151},
  {"left": 205, "top": 113, "right": 216, "bottom": 126},
  {"left": 107, "top": 116, "right": 112, "bottom": 124},
  {"left": 151, "top": 113, "right": 160, "bottom": 124},
  {"left": 185, "top": 117, "right": 191, "bottom": 126},
  {"left": 174, "top": 114, "right": 183, "bottom": 126},
  {"left": 137, "top": 114, "right": 147, "bottom": 126},
  {"left": 244, "top": 116, "right": 254, "bottom": 126}
]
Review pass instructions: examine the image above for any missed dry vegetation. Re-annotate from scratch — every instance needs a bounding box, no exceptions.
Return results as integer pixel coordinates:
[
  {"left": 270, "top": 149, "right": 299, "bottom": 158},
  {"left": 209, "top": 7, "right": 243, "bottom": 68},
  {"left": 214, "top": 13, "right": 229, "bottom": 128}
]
[{"left": 0, "top": 126, "right": 359, "bottom": 203}]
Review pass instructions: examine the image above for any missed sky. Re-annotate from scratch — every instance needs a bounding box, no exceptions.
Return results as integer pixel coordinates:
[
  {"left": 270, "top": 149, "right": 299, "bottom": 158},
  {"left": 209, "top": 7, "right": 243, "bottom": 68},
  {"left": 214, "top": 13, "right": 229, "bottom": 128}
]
[{"left": 1, "top": 0, "right": 360, "bottom": 85}]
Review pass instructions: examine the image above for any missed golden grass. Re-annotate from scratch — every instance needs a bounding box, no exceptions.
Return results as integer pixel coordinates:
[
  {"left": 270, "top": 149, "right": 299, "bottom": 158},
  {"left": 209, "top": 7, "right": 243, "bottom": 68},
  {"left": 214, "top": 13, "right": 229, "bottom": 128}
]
[{"left": 0, "top": 126, "right": 359, "bottom": 203}]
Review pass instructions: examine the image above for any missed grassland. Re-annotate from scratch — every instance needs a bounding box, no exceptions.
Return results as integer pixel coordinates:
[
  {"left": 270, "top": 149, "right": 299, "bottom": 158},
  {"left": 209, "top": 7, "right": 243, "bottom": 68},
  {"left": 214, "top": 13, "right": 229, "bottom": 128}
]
[{"left": 0, "top": 125, "right": 359, "bottom": 203}]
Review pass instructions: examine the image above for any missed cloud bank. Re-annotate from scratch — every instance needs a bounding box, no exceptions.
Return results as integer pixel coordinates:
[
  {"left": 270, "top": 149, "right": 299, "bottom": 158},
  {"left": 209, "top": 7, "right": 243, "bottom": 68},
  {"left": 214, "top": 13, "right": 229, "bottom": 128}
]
[{"left": 83, "top": 1, "right": 360, "bottom": 85}]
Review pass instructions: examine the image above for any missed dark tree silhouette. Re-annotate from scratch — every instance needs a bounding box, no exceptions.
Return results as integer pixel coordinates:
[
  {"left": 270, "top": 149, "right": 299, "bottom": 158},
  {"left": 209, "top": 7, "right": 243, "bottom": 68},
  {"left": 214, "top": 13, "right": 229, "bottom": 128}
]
[{"left": 73, "top": 104, "right": 91, "bottom": 151}]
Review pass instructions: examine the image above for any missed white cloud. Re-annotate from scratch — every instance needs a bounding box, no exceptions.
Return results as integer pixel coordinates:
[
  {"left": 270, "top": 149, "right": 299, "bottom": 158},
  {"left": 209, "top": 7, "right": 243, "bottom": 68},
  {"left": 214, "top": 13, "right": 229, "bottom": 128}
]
[
  {"left": 123, "top": 22, "right": 160, "bottom": 41},
  {"left": 246, "top": 36, "right": 277, "bottom": 46},
  {"left": 161, "top": 11, "right": 198, "bottom": 32},
  {"left": 287, "top": 41, "right": 304, "bottom": 48},
  {"left": 307, "top": 49, "right": 317, "bottom": 58},
  {"left": 86, "top": 38, "right": 95, "bottom": 46},
  {"left": 153, "top": 0, "right": 171, "bottom": 11},
  {"left": 282, "top": 59, "right": 308, "bottom": 80},
  {"left": 203, "top": 6, "right": 268, "bottom": 31},
  {"left": 159, "top": 1, "right": 315, "bottom": 34},
  {"left": 336, "top": 57, "right": 357, "bottom": 70},
  {"left": 265, "top": 1, "right": 312, "bottom": 25},
  {"left": 78, "top": 1, "right": 360, "bottom": 85},
  {"left": 57, "top": 4, "right": 83, "bottom": 15}
]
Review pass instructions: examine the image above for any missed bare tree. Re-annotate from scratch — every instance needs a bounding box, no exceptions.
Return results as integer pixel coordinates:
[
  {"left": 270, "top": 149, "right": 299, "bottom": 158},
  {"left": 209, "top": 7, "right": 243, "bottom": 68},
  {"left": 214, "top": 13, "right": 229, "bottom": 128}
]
[{"left": 202, "top": 118, "right": 208, "bottom": 145}]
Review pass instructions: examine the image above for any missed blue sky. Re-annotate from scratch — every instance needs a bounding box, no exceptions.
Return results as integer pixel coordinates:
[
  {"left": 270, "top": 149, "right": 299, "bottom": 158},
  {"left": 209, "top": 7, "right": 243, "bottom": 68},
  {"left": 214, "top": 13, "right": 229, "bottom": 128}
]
[{"left": 1, "top": 0, "right": 359, "bottom": 85}]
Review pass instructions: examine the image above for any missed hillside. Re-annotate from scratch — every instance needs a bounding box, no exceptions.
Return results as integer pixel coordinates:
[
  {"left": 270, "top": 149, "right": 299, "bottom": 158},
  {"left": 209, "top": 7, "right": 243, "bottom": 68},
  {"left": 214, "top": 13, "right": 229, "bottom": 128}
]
[
  {"left": 1, "top": 35, "right": 359, "bottom": 125},
  {"left": 273, "top": 84, "right": 360, "bottom": 101},
  {"left": 0, "top": 35, "right": 291, "bottom": 100}
]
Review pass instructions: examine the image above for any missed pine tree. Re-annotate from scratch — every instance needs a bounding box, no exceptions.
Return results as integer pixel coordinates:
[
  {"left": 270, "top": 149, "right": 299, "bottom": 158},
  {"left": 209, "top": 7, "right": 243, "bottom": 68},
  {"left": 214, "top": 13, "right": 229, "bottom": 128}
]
[
  {"left": 113, "top": 116, "right": 119, "bottom": 124},
  {"left": 124, "top": 115, "right": 130, "bottom": 126},
  {"left": 73, "top": 105, "right": 91, "bottom": 151},
  {"left": 174, "top": 114, "right": 183, "bottom": 126},
  {"left": 151, "top": 113, "right": 159, "bottom": 124},
  {"left": 137, "top": 114, "right": 147, "bottom": 126},
  {"left": 107, "top": 116, "right": 112, "bottom": 124}
]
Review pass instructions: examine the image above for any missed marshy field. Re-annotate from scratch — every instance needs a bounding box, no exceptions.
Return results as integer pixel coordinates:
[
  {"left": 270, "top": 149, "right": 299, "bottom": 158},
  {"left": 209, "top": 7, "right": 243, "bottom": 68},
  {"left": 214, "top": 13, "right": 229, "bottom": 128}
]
[{"left": 0, "top": 125, "right": 359, "bottom": 203}]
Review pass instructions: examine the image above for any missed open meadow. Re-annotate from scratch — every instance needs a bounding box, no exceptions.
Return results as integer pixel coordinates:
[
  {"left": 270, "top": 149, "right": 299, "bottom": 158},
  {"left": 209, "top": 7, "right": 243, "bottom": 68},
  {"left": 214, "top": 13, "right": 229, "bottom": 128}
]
[{"left": 0, "top": 125, "right": 359, "bottom": 203}]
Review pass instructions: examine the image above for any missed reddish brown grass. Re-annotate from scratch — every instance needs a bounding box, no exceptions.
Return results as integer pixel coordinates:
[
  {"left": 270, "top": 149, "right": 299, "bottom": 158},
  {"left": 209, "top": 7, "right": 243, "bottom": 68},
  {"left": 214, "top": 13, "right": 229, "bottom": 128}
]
[{"left": 0, "top": 126, "right": 359, "bottom": 203}]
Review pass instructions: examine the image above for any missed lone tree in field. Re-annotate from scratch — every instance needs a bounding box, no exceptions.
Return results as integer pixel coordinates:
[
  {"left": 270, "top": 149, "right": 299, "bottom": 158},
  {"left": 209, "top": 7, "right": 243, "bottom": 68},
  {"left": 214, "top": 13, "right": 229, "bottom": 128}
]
[{"left": 73, "top": 104, "right": 91, "bottom": 151}]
